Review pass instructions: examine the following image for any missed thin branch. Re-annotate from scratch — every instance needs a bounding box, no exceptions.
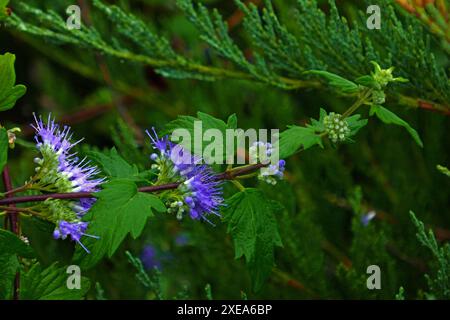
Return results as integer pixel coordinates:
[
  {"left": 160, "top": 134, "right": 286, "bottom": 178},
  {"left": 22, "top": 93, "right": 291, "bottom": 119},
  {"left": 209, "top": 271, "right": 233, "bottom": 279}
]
[
  {"left": 1, "top": 166, "right": 20, "bottom": 300},
  {"left": 396, "top": 94, "right": 450, "bottom": 116},
  {"left": 2, "top": 167, "right": 20, "bottom": 234},
  {"left": 0, "top": 163, "right": 266, "bottom": 206}
]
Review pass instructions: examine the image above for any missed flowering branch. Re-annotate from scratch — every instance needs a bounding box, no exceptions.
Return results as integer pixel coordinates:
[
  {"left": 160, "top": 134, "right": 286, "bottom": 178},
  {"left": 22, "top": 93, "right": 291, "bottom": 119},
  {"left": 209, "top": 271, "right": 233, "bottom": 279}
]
[{"left": 0, "top": 163, "right": 267, "bottom": 207}]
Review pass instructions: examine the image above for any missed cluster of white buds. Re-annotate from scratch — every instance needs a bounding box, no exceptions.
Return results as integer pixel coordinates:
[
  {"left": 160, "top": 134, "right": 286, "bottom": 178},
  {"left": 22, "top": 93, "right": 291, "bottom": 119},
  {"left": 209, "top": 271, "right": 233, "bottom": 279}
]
[
  {"left": 370, "top": 62, "right": 408, "bottom": 105},
  {"left": 20, "top": 235, "right": 30, "bottom": 245},
  {"left": 166, "top": 199, "right": 186, "bottom": 220},
  {"left": 249, "top": 142, "right": 285, "bottom": 185},
  {"left": 372, "top": 90, "right": 386, "bottom": 104},
  {"left": 323, "top": 112, "right": 350, "bottom": 144},
  {"left": 249, "top": 141, "right": 272, "bottom": 164}
]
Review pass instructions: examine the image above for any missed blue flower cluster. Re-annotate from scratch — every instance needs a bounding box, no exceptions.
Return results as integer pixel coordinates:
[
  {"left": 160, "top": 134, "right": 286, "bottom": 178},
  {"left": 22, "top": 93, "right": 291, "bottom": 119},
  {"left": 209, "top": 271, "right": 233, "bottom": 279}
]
[
  {"left": 32, "top": 115, "right": 102, "bottom": 252},
  {"left": 147, "top": 129, "right": 223, "bottom": 223},
  {"left": 249, "top": 141, "right": 286, "bottom": 185}
]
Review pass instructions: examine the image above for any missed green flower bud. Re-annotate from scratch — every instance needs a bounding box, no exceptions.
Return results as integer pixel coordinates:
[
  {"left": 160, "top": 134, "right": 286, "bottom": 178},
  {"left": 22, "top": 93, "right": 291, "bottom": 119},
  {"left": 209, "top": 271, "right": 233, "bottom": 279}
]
[
  {"left": 371, "top": 61, "right": 408, "bottom": 87},
  {"left": 44, "top": 199, "right": 79, "bottom": 223},
  {"left": 372, "top": 90, "right": 386, "bottom": 104},
  {"left": 323, "top": 112, "right": 350, "bottom": 144}
]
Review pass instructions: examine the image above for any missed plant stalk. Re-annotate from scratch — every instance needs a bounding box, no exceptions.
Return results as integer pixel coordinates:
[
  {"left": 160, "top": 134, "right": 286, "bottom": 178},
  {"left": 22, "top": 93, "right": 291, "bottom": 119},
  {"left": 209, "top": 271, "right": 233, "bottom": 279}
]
[{"left": 1, "top": 166, "right": 20, "bottom": 300}]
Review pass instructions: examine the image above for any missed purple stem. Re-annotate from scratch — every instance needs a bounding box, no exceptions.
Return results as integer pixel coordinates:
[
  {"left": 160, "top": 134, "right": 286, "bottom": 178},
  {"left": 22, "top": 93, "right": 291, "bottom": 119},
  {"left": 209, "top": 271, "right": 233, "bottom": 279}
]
[
  {"left": 2, "top": 166, "right": 20, "bottom": 300},
  {"left": 0, "top": 164, "right": 267, "bottom": 206}
]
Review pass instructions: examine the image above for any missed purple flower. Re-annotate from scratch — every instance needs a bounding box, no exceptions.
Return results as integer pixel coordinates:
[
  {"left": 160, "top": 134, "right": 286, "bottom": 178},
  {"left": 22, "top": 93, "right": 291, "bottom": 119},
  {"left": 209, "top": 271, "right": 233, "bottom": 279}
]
[
  {"left": 182, "top": 169, "right": 222, "bottom": 220},
  {"left": 175, "top": 233, "right": 189, "bottom": 246},
  {"left": 32, "top": 114, "right": 104, "bottom": 252},
  {"left": 361, "top": 211, "right": 377, "bottom": 226},
  {"left": 32, "top": 114, "right": 76, "bottom": 158},
  {"left": 249, "top": 141, "right": 286, "bottom": 185},
  {"left": 146, "top": 128, "right": 223, "bottom": 223},
  {"left": 141, "top": 245, "right": 162, "bottom": 270},
  {"left": 33, "top": 114, "right": 104, "bottom": 195},
  {"left": 53, "top": 221, "right": 99, "bottom": 253}
]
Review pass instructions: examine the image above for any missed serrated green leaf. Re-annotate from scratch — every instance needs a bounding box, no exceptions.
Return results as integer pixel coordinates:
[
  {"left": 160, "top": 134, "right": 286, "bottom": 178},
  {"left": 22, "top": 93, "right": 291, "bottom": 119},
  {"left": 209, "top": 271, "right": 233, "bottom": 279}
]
[
  {"left": 306, "top": 70, "right": 359, "bottom": 94},
  {"left": 0, "top": 127, "right": 7, "bottom": 173},
  {"left": 73, "top": 179, "right": 166, "bottom": 269},
  {"left": 223, "top": 189, "right": 282, "bottom": 292},
  {"left": 0, "top": 53, "right": 26, "bottom": 111},
  {"left": 309, "top": 109, "right": 327, "bottom": 129},
  {"left": 0, "top": 53, "right": 15, "bottom": 95},
  {"left": 164, "top": 111, "right": 230, "bottom": 140},
  {"left": 86, "top": 147, "right": 139, "bottom": 179},
  {"left": 346, "top": 114, "right": 368, "bottom": 136},
  {"left": 0, "top": 253, "right": 18, "bottom": 299},
  {"left": 0, "top": 229, "right": 35, "bottom": 299},
  {"left": 0, "top": 228, "right": 35, "bottom": 258},
  {"left": 277, "top": 126, "right": 323, "bottom": 158},
  {"left": 370, "top": 105, "right": 423, "bottom": 147},
  {"left": 21, "top": 262, "right": 90, "bottom": 300},
  {"left": 0, "top": 85, "right": 26, "bottom": 111},
  {"left": 319, "top": 108, "right": 327, "bottom": 122},
  {"left": 197, "top": 111, "right": 228, "bottom": 131},
  {"left": 164, "top": 112, "right": 237, "bottom": 161}
]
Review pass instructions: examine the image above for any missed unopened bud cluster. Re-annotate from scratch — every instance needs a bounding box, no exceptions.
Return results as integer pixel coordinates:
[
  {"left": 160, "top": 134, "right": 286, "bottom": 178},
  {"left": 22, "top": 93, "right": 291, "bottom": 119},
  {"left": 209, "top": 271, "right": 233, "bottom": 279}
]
[
  {"left": 370, "top": 62, "right": 408, "bottom": 106},
  {"left": 323, "top": 112, "right": 350, "bottom": 143},
  {"left": 373, "top": 67, "right": 394, "bottom": 87},
  {"left": 249, "top": 142, "right": 285, "bottom": 185}
]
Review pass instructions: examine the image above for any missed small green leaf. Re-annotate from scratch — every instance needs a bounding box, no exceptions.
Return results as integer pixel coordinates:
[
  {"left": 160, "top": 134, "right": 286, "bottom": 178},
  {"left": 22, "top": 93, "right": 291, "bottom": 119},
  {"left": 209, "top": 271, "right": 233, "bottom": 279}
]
[
  {"left": 370, "top": 105, "right": 423, "bottom": 147},
  {"left": 309, "top": 108, "right": 327, "bottom": 130},
  {"left": 0, "top": 85, "right": 26, "bottom": 111},
  {"left": 306, "top": 70, "right": 359, "bottom": 94},
  {"left": 21, "top": 262, "right": 90, "bottom": 300},
  {"left": 0, "top": 53, "right": 27, "bottom": 111},
  {"left": 0, "top": 127, "right": 8, "bottom": 173},
  {"left": 393, "top": 77, "right": 409, "bottom": 83},
  {"left": 164, "top": 112, "right": 229, "bottom": 141},
  {"left": 197, "top": 112, "right": 229, "bottom": 130},
  {"left": 277, "top": 126, "right": 323, "bottom": 158},
  {"left": 346, "top": 114, "right": 368, "bottom": 137},
  {"left": 164, "top": 112, "right": 237, "bottom": 161},
  {"left": 354, "top": 75, "right": 379, "bottom": 89},
  {"left": 223, "top": 189, "right": 282, "bottom": 292},
  {"left": 86, "top": 147, "right": 139, "bottom": 179},
  {"left": 73, "top": 179, "right": 166, "bottom": 269},
  {"left": 0, "top": 229, "right": 35, "bottom": 299}
]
